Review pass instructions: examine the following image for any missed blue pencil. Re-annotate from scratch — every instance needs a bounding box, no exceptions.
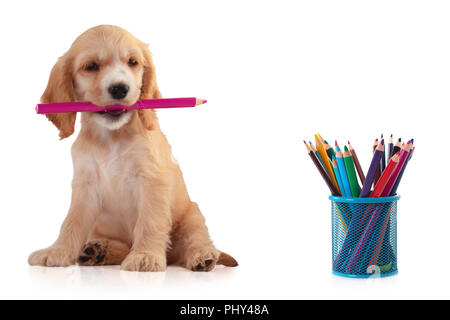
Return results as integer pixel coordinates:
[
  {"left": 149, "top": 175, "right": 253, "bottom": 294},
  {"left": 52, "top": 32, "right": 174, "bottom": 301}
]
[{"left": 335, "top": 145, "right": 352, "bottom": 198}]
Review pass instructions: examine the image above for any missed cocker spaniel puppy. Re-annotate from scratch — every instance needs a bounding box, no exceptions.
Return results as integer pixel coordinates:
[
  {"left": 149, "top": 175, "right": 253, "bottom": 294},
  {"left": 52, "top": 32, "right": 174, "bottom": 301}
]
[{"left": 28, "top": 25, "right": 237, "bottom": 272}]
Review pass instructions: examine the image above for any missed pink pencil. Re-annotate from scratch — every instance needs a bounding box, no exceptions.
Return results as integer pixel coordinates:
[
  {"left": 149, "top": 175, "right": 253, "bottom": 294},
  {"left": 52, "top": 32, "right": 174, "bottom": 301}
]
[
  {"left": 381, "top": 141, "right": 413, "bottom": 197},
  {"left": 36, "top": 97, "right": 207, "bottom": 114}
]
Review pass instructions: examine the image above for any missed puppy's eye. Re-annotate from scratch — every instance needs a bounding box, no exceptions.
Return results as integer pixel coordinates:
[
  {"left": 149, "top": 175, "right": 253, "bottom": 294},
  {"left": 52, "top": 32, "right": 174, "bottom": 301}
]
[
  {"left": 85, "top": 62, "right": 99, "bottom": 71},
  {"left": 128, "top": 58, "right": 138, "bottom": 67}
]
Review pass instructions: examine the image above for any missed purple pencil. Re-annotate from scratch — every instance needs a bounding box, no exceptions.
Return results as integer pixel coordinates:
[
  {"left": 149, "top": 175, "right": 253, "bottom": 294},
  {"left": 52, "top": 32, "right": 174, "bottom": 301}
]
[
  {"left": 359, "top": 140, "right": 384, "bottom": 197},
  {"left": 345, "top": 203, "right": 384, "bottom": 273},
  {"left": 36, "top": 97, "right": 207, "bottom": 114}
]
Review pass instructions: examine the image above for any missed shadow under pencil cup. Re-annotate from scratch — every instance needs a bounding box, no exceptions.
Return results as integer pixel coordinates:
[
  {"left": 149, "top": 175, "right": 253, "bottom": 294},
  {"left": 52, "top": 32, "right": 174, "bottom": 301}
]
[{"left": 330, "top": 195, "right": 400, "bottom": 278}]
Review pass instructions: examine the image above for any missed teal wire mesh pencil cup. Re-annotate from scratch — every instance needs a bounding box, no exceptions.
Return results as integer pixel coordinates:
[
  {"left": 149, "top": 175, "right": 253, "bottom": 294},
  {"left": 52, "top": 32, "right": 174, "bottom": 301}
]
[{"left": 330, "top": 195, "right": 400, "bottom": 278}]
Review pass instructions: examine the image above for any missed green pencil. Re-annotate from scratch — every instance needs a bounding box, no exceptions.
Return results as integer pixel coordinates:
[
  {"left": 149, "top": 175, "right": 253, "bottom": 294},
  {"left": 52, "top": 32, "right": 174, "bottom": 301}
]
[
  {"left": 324, "top": 140, "right": 335, "bottom": 160},
  {"left": 343, "top": 145, "right": 361, "bottom": 197}
]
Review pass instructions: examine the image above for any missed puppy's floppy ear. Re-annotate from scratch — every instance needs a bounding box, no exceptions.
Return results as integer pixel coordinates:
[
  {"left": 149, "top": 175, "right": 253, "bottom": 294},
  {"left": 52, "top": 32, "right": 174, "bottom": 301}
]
[
  {"left": 41, "top": 55, "right": 77, "bottom": 139},
  {"left": 138, "top": 44, "right": 161, "bottom": 130}
]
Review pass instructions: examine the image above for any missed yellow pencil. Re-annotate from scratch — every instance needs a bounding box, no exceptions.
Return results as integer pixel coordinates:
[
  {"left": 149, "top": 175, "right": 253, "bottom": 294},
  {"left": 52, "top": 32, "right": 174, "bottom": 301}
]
[{"left": 315, "top": 134, "right": 340, "bottom": 194}]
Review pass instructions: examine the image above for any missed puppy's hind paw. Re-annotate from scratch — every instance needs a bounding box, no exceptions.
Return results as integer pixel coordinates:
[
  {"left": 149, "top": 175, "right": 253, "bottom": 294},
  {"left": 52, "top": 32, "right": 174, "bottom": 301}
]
[
  {"left": 186, "top": 248, "right": 220, "bottom": 272},
  {"left": 78, "top": 240, "right": 107, "bottom": 266}
]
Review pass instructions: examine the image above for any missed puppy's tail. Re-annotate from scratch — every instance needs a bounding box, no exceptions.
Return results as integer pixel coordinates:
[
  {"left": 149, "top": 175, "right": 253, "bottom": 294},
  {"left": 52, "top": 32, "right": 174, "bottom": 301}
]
[{"left": 217, "top": 251, "right": 238, "bottom": 267}]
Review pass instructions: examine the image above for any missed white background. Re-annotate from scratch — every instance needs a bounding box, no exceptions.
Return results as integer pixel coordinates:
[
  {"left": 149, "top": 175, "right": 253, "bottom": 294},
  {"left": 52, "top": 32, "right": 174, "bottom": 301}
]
[{"left": 0, "top": 0, "right": 449, "bottom": 299}]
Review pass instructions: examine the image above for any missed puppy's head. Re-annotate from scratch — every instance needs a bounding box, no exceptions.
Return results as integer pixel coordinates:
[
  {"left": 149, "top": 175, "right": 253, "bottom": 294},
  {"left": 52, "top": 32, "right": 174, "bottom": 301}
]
[{"left": 42, "top": 25, "right": 160, "bottom": 139}]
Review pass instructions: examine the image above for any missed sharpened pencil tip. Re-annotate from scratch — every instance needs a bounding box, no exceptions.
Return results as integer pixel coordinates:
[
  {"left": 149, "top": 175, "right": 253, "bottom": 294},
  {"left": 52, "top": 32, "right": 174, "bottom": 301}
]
[
  {"left": 398, "top": 138, "right": 401, "bottom": 142},
  {"left": 344, "top": 145, "right": 349, "bottom": 151},
  {"left": 196, "top": 98, "right": 207, "bottom": 105},
  {"left": 381, "top": 139, "right": 385, "bottom": 145},
  {"left": 390, "top": 134, "right": 393, "bottom": 137},
  {"left": 335, "top": 140, "right": 337, "bottom": 146},
  {"left": 381, "top": 134, "right": 383, "bottom": 138}
]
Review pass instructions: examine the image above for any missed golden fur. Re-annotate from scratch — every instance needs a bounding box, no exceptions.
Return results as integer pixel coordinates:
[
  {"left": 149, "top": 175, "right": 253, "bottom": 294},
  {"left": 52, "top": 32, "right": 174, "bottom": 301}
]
[{"left": 28, "top": 25, "right": 237, "bottom": 272}]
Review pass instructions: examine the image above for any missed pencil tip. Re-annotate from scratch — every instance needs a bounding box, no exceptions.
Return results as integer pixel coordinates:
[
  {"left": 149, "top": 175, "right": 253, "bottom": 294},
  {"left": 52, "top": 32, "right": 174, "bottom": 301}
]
[
  {"left": 335, "top": 140, "right": 337, "bottom": 146},
  {"left": 411, "top": 138, "right": 414, "bottom": 144},
  {"left": 196, "top": 98, "right": 207, "bottom": 105},
  {"left": 390, "top": 134, "right": 393, "bottom": 137},
  {"left": 381, "top": 139, "right": 385, "bottom": 145},
  {"left": 381, "top": 134, "right": 383, "bottom": 138},
  {"left": 398, "top": 138, "right": 401, "bottom": 142},
  {"left": 324, "top": 140, "right": 328, "bottom": 144},
  {"left": 344, "top": 145, "right": 349, "bottom": 151}
]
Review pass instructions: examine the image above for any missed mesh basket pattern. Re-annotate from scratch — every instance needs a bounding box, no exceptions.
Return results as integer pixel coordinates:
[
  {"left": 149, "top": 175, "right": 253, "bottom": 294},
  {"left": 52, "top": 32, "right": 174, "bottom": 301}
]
[{"left": 330, "top": 196, "right": 399, "bottom": 278}]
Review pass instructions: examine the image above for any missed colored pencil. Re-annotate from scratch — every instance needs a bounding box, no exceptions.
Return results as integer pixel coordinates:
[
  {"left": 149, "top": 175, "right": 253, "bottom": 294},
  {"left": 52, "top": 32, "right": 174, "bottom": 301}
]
[
  {"left": 388, "top": 134, "right": 394, "bottom": 160},
  {"left": 348, "top": 140, "right": 366, "bottom": 185},
  {"left": 345, "top": 203, "right": 385, "bottom": 273},
  {"left": 360, "top": 140, "right": 384, "bottom": 197},
  {"left": 372, "top": 138, "right": 379, "bottom": 153},
  {"left": 335, "top": 145, "right": 352, "bottom": 198},
  {"left": 366, "top": 202, "right": 395, "bottom": 268},
  {"left": 315, "top": 135, "right": 340, "bottom": 195},
  {"left": 381, "top": 141, "right": 413, "bottom": 197},
  {"left": 324, "top": 140, "right": 335, "bottom": 160},
  {"left": 318, "top": 133, "right": 325, "bottom": 144},
  {"left": 371, "top": 152, "right": 400, "bottom": 197},
  {"left": 391, "top": 138, "right": 401, "bottom": 156},
  {"left": 373, "top": 138, "right": 381, "bottom": 185},
  {"left": 331, "top": 157, "right": 345, "bottom": 199},
  {"left": 303, "top": 141, "right": 340, "bottom": 196},
  {"left": 343, "top": 146, "right": 361, "bottom": 197},
  {"left": 331, "top": 157, "right": 351, "bottom": 228},
  {"left": 352, "top": 152, "right": 400, "bottom": 272},
  {"left": 384, "top": 141, "right": 414, "bottom": 196},
  {"left": 410, "top": 146, "right": 415, "bottom": 160},
  {"left": 380, "top": 134, "right": 386, "bottom": 173},
  {"left": 36, "top": 97, "right": 207, "bottom": 114},
  {"left": 310, "top": 141, "right": 326, "bottom": 170}
]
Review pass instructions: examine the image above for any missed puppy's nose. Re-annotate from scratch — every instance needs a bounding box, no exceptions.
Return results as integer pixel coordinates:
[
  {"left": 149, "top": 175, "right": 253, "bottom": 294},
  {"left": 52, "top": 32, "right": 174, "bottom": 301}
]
[{"left": 108, "top": 83, "right": 129, "bottom": 100}]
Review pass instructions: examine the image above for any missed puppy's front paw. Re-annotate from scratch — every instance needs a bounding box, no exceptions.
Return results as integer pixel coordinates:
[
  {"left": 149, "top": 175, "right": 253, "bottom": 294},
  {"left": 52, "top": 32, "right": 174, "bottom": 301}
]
[
  {"left": 121, "top": 251, "right": 166, "bottom": 272},
  {"left": 186, "top": 247, "right": 220, "bottom": 272},
  {"left": 28, "top": 246, "right": 76, "bottom": 267}
]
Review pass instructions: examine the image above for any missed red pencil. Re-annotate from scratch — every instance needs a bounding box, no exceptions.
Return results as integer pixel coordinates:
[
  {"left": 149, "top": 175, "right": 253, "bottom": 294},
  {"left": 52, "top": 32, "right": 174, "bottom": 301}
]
[{"left": 371, "top": 152, "right": 400, "bottom": 197}]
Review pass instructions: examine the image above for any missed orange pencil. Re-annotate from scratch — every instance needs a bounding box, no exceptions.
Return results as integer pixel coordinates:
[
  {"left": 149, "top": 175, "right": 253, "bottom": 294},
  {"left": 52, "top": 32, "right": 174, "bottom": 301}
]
[{"left": 315, "top": 135, "right": 340, "bottom": 194}]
